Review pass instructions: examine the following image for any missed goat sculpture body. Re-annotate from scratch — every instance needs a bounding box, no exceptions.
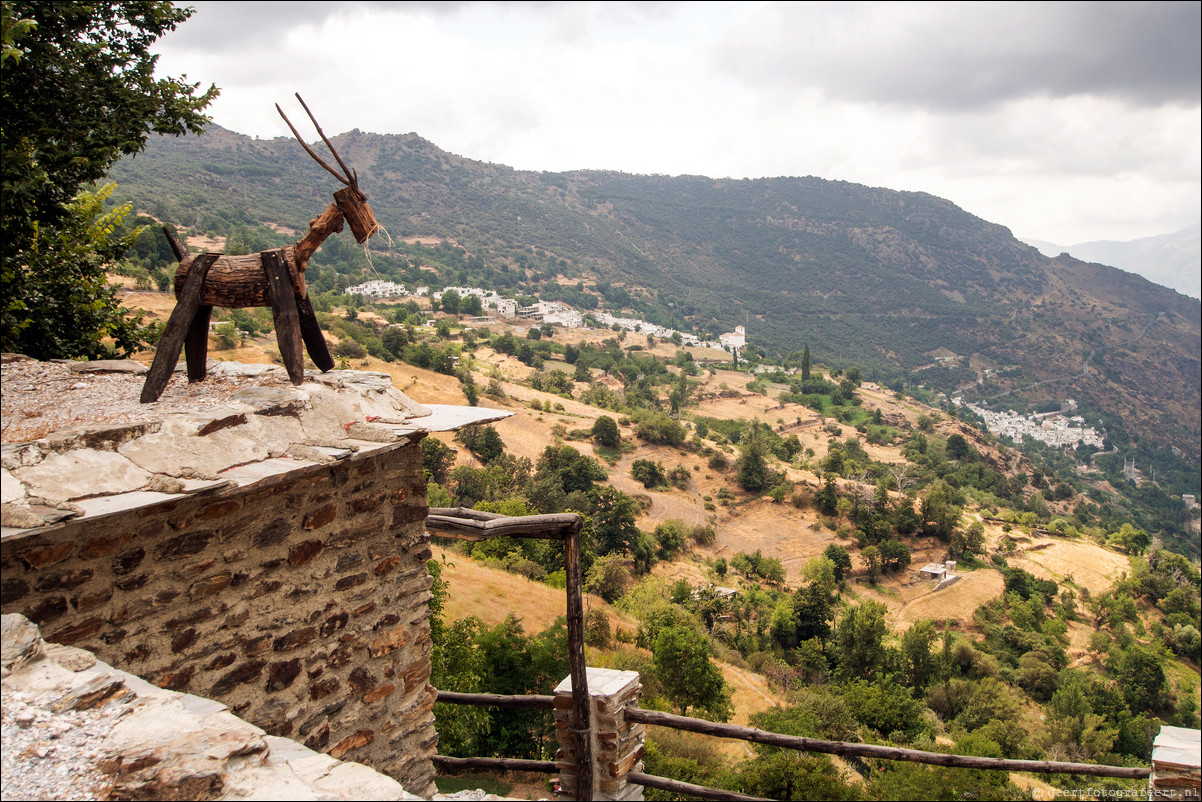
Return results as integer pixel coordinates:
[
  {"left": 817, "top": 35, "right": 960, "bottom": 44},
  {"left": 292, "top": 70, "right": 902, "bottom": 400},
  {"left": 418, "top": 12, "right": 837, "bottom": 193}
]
[{"left": 140, "top": 96, "right": 379, "bottom": 403}]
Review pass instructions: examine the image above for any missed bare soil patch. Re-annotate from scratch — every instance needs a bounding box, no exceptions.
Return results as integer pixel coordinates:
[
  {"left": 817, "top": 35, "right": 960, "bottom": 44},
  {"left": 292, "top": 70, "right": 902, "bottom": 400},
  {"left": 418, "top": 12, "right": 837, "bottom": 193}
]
[{"left": 117, "top": 289, "right": 178, "bottom": 324}]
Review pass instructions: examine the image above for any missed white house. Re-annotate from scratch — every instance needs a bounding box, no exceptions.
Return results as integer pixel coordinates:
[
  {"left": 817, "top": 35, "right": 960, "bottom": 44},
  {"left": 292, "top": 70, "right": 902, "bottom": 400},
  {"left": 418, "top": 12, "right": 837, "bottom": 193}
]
[{"left": 720, "top": 325, "right": 746, "bottom": 350}]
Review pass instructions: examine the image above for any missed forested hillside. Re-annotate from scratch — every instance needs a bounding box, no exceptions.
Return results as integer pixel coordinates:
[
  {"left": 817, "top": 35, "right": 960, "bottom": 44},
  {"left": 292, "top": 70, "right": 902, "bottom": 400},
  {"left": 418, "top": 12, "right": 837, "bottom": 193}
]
[{"left": 107, "top": 126, "right": 1200, "bottom": 471}]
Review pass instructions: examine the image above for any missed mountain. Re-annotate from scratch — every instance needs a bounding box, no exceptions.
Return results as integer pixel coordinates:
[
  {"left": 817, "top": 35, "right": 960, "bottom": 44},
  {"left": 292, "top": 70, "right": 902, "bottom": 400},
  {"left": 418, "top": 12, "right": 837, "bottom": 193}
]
[
  {"left": 106, "top": 126, "right": 1201, "bottom": 463},
  {"left": 1023, "top": 225, "right": 1201, "bottom": 299}
]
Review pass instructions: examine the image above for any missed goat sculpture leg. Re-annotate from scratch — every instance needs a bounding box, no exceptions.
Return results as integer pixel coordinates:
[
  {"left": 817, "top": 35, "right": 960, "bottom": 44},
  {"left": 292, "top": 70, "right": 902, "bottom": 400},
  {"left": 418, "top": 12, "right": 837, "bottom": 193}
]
[
  {"left": 184, "top": 303, "right": 213, "bottom": 382},
  {"left": 296, "top": 295, "right": 335, "bottom": 372},
  {"left": 140, "top": 252, "right": 221, "bottom": 403},
  {"left": 261, "top": 249, "right": 306, "bottom": 385}
]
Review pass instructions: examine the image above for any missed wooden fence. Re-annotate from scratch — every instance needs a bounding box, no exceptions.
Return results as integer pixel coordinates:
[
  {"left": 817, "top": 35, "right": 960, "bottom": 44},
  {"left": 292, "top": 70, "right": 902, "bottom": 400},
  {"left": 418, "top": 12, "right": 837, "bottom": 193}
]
[
  {"left": 425, "top": 509, "right": 593, "bottom": 799},
  {"left": 433, "top": 690, "right": 1150, "bottom": 801}
]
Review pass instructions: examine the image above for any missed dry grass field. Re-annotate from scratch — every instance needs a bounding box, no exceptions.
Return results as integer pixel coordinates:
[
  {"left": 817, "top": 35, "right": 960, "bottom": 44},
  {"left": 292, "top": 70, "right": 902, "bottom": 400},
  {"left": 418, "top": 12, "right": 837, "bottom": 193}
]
[{"left": 1005, "top": 538, "right": 1134, "bottom": 596}]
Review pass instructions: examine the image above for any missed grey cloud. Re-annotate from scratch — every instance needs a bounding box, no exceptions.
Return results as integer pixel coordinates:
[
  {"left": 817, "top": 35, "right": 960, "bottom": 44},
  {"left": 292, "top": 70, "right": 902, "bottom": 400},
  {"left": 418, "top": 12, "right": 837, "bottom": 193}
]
[
  {"left": 162, "top": 1, "right": 469, "bottom": 51},
  {"left": 712, "top": 2, "right": 1200, "bottom": 109}
]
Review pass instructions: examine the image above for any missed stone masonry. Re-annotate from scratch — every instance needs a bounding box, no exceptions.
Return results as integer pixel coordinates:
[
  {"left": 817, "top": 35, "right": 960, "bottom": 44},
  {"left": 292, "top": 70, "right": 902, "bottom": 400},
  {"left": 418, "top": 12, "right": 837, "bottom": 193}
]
[
  {"left": 2, "top": 436, "right": 440, "bottom": 795},
  {"left": 2, "top": 613, "right": 422, "bottom": 801},
  {"left": 554, "top": 667, "right": 644, "bottom": 801}
]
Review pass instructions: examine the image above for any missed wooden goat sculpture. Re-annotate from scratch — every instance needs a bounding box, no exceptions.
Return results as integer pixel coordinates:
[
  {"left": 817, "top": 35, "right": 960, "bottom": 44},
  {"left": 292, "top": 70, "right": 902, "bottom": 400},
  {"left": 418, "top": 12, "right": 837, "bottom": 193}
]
[{"left": 141, "top": 95, "right": 379, "bottom": 402}]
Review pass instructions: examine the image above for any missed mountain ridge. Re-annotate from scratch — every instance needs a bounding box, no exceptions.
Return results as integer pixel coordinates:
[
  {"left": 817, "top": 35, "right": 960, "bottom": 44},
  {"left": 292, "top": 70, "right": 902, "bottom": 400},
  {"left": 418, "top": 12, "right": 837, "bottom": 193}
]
[
  {"left": 106, "top": 125, "right": 1201, "bottom": 462},
  {"left": 1023, "top": 224, "right": 1201, "bottom": 299}
]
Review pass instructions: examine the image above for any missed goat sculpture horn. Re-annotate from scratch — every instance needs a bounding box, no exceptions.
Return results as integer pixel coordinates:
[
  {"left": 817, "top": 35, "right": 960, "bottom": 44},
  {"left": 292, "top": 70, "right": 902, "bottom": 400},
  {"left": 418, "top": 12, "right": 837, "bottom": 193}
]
[{"left": 276, "top": 94, "right": 354, "bottom": 189}]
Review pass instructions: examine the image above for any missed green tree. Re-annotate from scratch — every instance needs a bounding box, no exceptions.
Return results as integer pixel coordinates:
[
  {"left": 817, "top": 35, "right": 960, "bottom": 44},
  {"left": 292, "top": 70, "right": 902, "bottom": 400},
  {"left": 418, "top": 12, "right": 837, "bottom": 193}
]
[
  {"left": 878, "top": 539, "right": 912, "bottom": 572},
  {"left": 815, "top": 478, "right": 839, "bottom": 516},
  {"left": 861, "top": 544, "right": 882, "bottom": 584},
  {"left": 920, "top": 479, "right": 961, "bottom": 540},
  {"left": 631, "top": 458, "right": 667, "bottom": 490},
  {"left": 736, "top": 423, "right": 772, "bottom": 493},
  {"left": 455, "top": 424, "right": 506, "bottom": 465},
  {"left": 2, "top": 1, "right": 217, "bottom": 357},
  {"left": 590, "top": 486, "right": 642, "bottom": 556},
  {"left": 653, "top": 625, "right": 731, "bottom": 719},
  {"left": 460, "top": 294, "right": 483, "bottom": 316},
  {"left": 591, "top": 415, "right": 621, "bottom": 449},
  {"left": 841, "top": 678, "right": 924, "bottom": 738},
  {"left": 792, "top": 582, "right": 834, "bottom": 644},
  {"left": 1116, "top": 646, "right": 1166, "bottom": 714},
  {"left": 949, "top": 520, "right": 985, "bottom": 560},
  {"left": 421, "top": 436, "right": 456, "bottom": 485},
  {"left": 834, "top": 601, "right": 888, "bottom": 679},
  {"left": 901, "top": 619, "right": 937, "bottom": 690},
  {"left": 801, "top": 344, "right": 812, "bottom": 381},
  {"left": 945, "top": 433, "right": 971, "bottom": 461},
  {"left": 1110, "top": 523, "right": 1151, "bottom": 555},
  {"left": 583, "top": 553, "right": 632, "bottom": 603},
  {"left": 381, "top": 327, "right": 409, "bottom": 358},
  {"left": 823, "top": 544, "right": 852, "bottom": 582},
  {"left": 2, "top": 184, "right": 161, "bottom": 357},
  {"left": 439, "top": 289, "right": 461, "bottom": 315}
]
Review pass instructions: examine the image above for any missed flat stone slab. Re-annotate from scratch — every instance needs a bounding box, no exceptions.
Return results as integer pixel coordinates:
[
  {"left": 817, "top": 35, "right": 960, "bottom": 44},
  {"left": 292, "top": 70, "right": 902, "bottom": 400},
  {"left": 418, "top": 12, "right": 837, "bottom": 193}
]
[
  {"left": 1, "top": 361, "right": 495, "bottom": 531},
  {"left": 1153, "top": 725, "right": 1202, "bottom": 769},
  {"left": 399, "top": 404, "right": 513, "bottom": 433},
  {"left": 220, "top": 457, "right": 320, "bottom": 484},
  {"left": 310, "top": 370, "right": 395, "bottom": 392},
  {"left": 67, "top": 359, "right": 148, "bottom": 374},
  {"left": 72, "top": 490, "right": 187, "bottom": 519},
  {"left": 555, "top": 666, "right": 640, "bottom": 697},
  {"left": 209, "top": 361, "right": 289, "bottom": 379},
  {"left": 233, "top": 386, "right": 306, "bottom": 415}
]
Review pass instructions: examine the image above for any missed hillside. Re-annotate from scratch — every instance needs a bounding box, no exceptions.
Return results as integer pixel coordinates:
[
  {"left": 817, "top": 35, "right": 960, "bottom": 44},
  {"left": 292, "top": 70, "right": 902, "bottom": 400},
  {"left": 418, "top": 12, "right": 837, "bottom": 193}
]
[
  {"left": 106, "top": 126, "right": 1201, "bottom": 465},
  {"left": 113, "top": 288, "right": 1200, "bottom": 798}
]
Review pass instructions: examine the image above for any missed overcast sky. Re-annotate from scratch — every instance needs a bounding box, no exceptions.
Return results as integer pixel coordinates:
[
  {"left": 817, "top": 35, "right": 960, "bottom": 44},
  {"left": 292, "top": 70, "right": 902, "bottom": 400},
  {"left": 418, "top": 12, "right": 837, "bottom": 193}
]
[{"left": 152, "top": 1, "right": 1200, "bottom": 246}]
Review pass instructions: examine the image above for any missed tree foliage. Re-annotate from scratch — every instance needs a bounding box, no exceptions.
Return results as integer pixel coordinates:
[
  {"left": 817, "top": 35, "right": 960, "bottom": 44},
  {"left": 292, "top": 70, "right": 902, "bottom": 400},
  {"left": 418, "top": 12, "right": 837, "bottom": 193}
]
[
  {"left": 591, "top": 415, "right": 621, "bottom": 448},
  {"left": 653, "top": 625, "right": 731, "bottom": 719},
  {"left": 1, "top": 1, "right": 217, "bottom": 357}
]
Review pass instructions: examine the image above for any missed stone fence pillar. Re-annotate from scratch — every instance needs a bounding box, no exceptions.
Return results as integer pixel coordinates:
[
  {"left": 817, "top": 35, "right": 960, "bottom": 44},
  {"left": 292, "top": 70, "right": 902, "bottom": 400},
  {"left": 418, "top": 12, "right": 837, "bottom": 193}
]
[
  {"left": 1151, "top": 725, "right": 1201, "bottom": 800},
  {"left": 554, "top": 667, "right": 644, "bottom": 801}
]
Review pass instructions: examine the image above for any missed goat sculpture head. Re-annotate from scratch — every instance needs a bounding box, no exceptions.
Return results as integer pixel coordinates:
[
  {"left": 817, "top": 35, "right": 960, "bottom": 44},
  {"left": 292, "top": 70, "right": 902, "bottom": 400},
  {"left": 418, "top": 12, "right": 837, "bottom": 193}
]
[{"left": 277, "top": 93, "right": 379, "bottom": 246}]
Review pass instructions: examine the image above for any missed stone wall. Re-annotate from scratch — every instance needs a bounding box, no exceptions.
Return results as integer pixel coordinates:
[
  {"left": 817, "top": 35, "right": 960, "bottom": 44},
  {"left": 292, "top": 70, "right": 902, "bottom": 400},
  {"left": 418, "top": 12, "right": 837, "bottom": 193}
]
[{"left": 0, "top": 438, "right": 438, "bottom": 797}]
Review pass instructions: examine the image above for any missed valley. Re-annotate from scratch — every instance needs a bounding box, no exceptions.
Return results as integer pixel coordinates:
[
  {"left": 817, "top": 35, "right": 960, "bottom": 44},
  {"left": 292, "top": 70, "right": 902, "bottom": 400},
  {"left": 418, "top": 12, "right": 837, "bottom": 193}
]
[{"left": 115, "top": 283, "right": 1201, "bottom": 798}]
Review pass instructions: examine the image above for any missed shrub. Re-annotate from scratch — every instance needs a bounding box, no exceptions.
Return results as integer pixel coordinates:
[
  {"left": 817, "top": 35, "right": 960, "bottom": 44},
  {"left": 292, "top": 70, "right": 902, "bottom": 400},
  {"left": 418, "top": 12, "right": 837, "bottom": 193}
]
[
  {"left": 668, "top": 465, "right": 691, "bottom": 490},
  {"left": 631, "top": 459, "right": 668, "bottom": 490}
]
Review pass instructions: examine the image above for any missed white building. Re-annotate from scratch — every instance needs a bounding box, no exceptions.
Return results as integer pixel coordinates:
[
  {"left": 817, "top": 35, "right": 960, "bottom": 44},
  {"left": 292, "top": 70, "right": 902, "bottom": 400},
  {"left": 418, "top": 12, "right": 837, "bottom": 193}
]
[
  {"left": 489, "top": 297, "right": 517, "bottom": 318},
  {"left": 345, "top": 280, "right": 406, "bottom": 298},
  {"left": 966, "top": 402, "right": 1105, "bottom": 450},
  {"left": 520, "top": 301, "right": 584, "bottom": 328},
  {"left": 720, "top": 325, "right": 746, "bottom": 350}
]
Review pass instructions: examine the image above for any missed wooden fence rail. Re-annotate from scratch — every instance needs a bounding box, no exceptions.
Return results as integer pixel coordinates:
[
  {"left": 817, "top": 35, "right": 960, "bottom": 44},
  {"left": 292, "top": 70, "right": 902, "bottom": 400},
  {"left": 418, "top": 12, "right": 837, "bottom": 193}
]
[
  {"left": 432, "top": 755, "right": 557, "bottom": 774},
  {"left": 436, "top": 691, "right": 555, "bottom": 710},
  {"left": 627, "top": 772, "right": 772, "bottom": 802},
  {"left": 623, "top": 707, "right": 1151, "bottom": 780}
]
